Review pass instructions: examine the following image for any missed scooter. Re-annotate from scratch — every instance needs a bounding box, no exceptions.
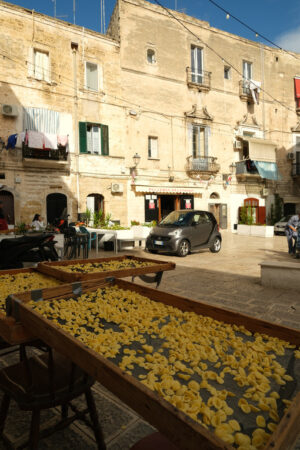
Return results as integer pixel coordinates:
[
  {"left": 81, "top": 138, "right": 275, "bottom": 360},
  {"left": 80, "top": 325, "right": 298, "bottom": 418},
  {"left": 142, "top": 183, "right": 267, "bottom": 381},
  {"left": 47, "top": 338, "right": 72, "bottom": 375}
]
[{"left": 0, "top": 233, "right": 59, "bottom": 270}]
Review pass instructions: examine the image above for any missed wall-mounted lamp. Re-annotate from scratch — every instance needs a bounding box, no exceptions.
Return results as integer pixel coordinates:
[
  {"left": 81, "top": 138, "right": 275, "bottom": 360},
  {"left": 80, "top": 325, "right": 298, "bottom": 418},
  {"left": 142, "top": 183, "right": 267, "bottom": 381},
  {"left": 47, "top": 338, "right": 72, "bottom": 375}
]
[{"left": 132, "top": 152, "right": 141, "bottom": 167}]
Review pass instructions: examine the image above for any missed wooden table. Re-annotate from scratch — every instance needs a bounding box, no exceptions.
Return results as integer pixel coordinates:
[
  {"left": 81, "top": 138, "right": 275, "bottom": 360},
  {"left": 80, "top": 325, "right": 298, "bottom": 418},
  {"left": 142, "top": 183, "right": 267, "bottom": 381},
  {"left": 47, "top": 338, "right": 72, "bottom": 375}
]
[{"left": 5, "top": 278, "right": 300, "bottom": 450}]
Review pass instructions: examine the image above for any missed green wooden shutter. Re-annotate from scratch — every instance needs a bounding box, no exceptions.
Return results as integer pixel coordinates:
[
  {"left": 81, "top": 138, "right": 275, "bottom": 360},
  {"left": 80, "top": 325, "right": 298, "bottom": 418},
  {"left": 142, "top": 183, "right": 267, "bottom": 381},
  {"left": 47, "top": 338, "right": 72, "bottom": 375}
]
[
  {"left": 79, "top": 122, "right": 87, "bottom": 153},
  {"left": 101, "top": 125, "right": 109, "bottom": 156}
]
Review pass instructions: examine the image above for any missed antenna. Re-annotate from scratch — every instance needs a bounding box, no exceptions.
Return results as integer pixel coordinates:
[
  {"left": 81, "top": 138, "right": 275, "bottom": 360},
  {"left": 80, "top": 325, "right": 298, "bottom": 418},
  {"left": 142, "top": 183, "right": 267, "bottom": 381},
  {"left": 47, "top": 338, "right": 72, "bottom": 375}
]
[
  {"left": 175, "top": 0, "right": 177, "bottom": 10},
  {"left": 100, "top": 0, "right": 106, "bottom": 34},
  {"left": 73, "top": 0, "right": 76, "bottom": 24},
  {"left": 52, "top": 0, "right": 56, "bottom": 18}
]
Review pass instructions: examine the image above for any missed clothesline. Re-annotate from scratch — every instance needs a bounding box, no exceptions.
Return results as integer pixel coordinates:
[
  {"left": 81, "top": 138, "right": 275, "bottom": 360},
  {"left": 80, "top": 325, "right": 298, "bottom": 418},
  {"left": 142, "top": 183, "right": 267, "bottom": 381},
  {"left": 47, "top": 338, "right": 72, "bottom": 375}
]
[{"left": 6, "top": 131, "right": 69, "bottom": 151}]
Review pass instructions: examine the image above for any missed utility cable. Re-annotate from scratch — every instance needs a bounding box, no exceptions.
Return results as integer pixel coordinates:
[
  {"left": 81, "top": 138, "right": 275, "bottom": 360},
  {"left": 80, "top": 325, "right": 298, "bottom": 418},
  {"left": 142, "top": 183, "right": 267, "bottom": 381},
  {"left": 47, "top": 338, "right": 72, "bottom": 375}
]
[{"left": 152, "top": 0, "right": 296, "bottom": 113}]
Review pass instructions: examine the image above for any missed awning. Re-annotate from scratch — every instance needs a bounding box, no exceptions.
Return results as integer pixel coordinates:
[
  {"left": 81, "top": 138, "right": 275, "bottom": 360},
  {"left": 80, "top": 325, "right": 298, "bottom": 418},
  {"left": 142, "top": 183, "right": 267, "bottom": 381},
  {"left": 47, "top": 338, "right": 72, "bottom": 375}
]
[
  {"left": 135, "top": 185, "right": 203, "bottom": 194},
  {"left": 253, "top": 161, "right": 282, "bottom": 181},
  {"left": 246, "top": 137, "right": 277, "bottom": 162}
]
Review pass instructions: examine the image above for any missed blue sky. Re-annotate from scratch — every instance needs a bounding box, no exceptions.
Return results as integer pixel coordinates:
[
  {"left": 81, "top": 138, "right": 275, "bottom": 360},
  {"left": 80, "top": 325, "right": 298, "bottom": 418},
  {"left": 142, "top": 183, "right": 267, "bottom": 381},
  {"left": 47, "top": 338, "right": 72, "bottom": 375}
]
[{"left": 4, "top": 0, "right": 300, "bottom": 52}]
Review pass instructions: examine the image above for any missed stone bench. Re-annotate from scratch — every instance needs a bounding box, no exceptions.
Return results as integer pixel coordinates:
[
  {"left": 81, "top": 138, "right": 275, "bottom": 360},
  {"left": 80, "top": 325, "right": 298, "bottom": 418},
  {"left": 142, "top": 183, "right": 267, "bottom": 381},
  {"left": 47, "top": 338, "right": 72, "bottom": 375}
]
[{"left": 260, "top": 260, "right": 300, "bottom": 291}]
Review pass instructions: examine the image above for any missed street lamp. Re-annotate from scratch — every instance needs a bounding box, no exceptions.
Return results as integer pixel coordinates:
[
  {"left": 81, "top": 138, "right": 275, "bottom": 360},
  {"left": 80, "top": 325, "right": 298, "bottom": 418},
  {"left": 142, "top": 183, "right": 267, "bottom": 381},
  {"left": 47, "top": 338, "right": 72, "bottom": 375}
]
[{"left": 132, "top": 152, "right": 141, "bottom": 167}]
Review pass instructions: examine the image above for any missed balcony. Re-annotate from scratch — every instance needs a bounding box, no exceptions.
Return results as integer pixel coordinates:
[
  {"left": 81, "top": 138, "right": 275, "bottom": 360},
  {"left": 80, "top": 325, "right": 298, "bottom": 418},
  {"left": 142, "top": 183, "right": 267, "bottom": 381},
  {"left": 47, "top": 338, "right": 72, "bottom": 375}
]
[
  {"left": 239, "top": 80, "right": 259, "bottom": 103},
  {"left": 235, "top": 160, "right": 260, "bottom": 180},
  {"left": 186, "top": 156, "right": 220, "bottom": 176},
  {"left": 22, "top": 145, "right": 69, "bottom": 170},
  {"left": 292, "top": 163, "right": 300, "bottom": 177},
  {"left": 186, "top": 68, "right": 211, "bottom": 92}
]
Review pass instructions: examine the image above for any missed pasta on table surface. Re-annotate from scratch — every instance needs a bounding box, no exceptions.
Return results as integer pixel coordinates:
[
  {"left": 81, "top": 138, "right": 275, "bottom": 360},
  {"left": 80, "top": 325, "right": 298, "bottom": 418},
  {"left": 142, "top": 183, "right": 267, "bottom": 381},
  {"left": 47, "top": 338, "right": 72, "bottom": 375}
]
[
  {"left": 56, "top": 258, "right": 156, "bottom": 273},
  {"left": 0, "top": 272, "right": 62, "bottom": 312},
  {"left": 30, "top": 287, "right": 300, "bottom": 450}
]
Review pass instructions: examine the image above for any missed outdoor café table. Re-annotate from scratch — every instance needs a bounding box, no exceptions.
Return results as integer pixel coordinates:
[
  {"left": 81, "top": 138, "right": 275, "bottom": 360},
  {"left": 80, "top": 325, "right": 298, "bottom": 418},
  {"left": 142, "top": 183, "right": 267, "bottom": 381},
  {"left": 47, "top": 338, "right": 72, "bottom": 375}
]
[{"left": 86, "top": 228, "right": 118, "bottom": 254}]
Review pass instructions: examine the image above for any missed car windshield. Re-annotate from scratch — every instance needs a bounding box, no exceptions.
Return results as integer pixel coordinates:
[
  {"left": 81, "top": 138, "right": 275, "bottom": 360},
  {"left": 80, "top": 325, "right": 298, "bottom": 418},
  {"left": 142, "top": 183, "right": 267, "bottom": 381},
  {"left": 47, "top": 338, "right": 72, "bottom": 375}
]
[
  {"left": 159, "top": 211, "right": 191, "bottom": 227},
  {"left": 279, "top": 215, "right": 292, "bottom": 222}
]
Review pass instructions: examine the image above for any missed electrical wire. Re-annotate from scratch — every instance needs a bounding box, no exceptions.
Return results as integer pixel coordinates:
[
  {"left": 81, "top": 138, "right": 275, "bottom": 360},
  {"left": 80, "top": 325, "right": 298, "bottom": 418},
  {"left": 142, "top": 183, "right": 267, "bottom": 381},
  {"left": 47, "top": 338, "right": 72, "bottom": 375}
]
[
  {"left": 207, "top": 0, "right": 282, "bottom": 50},
  {"left": 152, "top": 0, "right": 297, "bottom": 114},
  {"left": 207, "top": 0, "right": 300, "bottom": 63}
]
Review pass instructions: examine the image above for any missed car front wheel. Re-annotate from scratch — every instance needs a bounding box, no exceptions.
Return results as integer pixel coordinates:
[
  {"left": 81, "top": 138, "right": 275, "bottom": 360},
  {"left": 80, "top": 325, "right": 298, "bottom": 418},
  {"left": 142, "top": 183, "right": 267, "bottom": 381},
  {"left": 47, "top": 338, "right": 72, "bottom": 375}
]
[
  {"left": 176, "top": 239, "right": 190, "bottom": 257},
  {"left": 210, "top": 237, "right": 221, "bottom": 253}
]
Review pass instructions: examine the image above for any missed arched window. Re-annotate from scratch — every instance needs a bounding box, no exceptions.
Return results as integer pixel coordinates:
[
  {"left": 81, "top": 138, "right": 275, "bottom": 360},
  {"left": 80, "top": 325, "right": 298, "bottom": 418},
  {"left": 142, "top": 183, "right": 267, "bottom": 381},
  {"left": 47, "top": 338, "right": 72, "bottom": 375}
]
[
  {"left": 86, "top": 194, "right": 104, "bottom": 214},
  {"left": 147, "top": 49, "right": 156, "bottom": 64},
  {"left": 0, "top": 190, "right": 14, "bottom": 224},
  {"left": 46, "top": 193, "right": 67, "bottom": 225},
  {"left": 210, "top": 192, "right": 220, "bottom": 199}
]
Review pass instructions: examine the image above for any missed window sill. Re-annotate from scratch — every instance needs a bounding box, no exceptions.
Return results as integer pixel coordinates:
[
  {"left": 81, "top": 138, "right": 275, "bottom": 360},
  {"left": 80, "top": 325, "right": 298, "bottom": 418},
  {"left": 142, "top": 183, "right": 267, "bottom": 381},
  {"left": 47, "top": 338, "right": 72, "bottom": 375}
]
[
  {"left": 27, "top": 76, "right": 54, "bottom": 86},
  {"left": 148, "top": 158, "right": 160, "bottom": 161},
  {"left": 80, "top": 88, "right": 104, "bottom": 95},
  {"left": 80, "top": 153, "right": 124, "bottom": 159}
]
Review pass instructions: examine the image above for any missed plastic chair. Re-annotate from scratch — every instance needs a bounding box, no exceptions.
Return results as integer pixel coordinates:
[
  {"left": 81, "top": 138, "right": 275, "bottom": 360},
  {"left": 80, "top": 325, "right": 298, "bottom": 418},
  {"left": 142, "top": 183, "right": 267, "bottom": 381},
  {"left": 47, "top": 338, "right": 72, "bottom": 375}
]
[
  {"left": 0, "top": 345, "right": 106, "bottom": 449},
  {"left": 79, "top": 226, "right": 97, "bottom": 250}
]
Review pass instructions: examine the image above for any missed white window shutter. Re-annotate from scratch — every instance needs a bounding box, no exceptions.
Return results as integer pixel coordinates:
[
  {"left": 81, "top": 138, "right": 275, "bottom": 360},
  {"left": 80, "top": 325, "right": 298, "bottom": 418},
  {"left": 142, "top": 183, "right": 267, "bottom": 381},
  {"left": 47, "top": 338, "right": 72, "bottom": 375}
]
[
  {"left": 34, "top": 51, "right": 43, "bottom": 80},
  {"left": 44, "top": 52, "right": 50, "bottom": 83},
  {"left": 28, "top": 48, "right": 34, "bottom": 78}
]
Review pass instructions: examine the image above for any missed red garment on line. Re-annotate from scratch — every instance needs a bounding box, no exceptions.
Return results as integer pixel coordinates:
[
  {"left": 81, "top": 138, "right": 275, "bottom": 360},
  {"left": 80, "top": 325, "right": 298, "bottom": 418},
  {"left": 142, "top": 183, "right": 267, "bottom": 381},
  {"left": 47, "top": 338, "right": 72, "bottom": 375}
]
[{"left": 294, "top": 78, "right": 300, "bottom": 107}]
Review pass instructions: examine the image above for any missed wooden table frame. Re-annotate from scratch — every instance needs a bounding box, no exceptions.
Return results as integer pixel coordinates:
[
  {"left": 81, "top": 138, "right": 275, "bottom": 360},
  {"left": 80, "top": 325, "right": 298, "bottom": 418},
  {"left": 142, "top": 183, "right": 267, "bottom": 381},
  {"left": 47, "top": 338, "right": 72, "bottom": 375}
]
[
  {"left": 6, "top": 278, "right": 300, "bottom": 450},
  {"left": 37, "top": 255, "right": 176, "bottom": 285}
]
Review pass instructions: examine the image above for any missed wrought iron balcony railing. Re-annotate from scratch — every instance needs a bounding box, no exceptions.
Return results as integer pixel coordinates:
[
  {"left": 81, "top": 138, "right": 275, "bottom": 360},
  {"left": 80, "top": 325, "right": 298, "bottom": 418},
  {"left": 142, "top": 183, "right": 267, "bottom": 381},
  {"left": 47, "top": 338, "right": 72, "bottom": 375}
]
[
  {"left": 235, "top": 160, "right": 259, "bottom": 176},
  {"left": 186, "top": 156, "right": 220, "bottom": 173},
  {"left": 22, "top": 145, "right": 68, "bottom": 162},
  {"left": 186, "top": 68, "right": 211, "bottom": 92},
  {"left": 239, "top": 80, "right": 259, "bottom": 103}
]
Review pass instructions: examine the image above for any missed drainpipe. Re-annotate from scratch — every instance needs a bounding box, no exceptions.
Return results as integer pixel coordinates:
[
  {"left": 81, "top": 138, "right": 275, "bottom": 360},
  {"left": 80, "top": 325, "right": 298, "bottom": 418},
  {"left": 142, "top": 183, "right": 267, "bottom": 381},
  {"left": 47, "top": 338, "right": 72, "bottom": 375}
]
[
  {"left": 72, "top": 46, "right": 80, "bottom": 216},
  {"left": 260, "top": 44, "right": 265, "bottom": 136}
]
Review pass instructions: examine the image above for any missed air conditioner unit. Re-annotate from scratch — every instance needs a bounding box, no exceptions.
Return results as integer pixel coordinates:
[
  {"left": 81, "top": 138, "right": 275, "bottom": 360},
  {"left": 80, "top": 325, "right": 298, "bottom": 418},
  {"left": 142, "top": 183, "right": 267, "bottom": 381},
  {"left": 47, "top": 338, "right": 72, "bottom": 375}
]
[
  {"left": 262, "top": 188, "right": 269, "bottom": 197},
  {"left": 1, "top": 104, "right": 18, "bottom": 117},
  {"left": 111, "top": 183, "right": 124, "bottom": 193},
  {"left": 287, "top": 152, "right": 295, "bottom": 160},
  {"left": 234, "top": 140, "right": 242, "bottom": 149}
]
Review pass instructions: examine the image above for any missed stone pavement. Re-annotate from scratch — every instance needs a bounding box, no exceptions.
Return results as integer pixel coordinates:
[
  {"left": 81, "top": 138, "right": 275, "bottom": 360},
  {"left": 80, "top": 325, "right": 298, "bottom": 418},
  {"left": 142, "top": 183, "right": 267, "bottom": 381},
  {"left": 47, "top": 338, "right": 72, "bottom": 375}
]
[{"left": 0, "top": 232, "right": 299, "bottom": 449}]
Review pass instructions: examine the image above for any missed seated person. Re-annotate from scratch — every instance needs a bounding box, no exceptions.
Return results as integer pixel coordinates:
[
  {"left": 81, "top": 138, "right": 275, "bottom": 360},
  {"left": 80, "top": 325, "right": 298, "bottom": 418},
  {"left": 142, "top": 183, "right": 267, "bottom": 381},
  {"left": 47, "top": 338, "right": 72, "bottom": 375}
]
[{"left": 31, "top": 214, "right": 45, "bottom": 231}]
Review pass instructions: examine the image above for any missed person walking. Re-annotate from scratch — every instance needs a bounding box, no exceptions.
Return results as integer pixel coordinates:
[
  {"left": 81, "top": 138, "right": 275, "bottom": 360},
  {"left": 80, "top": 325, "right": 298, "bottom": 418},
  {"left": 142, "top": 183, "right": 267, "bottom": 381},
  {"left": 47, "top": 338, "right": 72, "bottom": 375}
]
[{"left": 285, "top": 214, "right": 300, "bottom": 255}]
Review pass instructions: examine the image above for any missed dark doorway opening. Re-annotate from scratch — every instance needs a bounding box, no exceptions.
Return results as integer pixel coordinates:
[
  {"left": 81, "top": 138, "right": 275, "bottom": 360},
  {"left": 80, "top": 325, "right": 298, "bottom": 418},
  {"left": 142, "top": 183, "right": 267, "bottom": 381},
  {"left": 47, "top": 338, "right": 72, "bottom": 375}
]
[
  {"left": 47, "top": 193, "right": 67, "bottom": 225},
  {"left": 284, "top": 203, "right": 296, "bottom": 216},
  {"left": 0, "top": 190, "right": 14, "bottom": 224},
  {"left": 160, "top": 195, "right": 175, "bottom": 220}
]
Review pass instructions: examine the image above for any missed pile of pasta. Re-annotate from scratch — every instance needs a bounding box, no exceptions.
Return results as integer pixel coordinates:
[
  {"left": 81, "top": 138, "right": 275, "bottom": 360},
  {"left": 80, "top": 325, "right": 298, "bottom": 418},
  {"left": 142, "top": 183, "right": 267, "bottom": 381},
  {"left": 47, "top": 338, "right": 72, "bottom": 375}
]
[
  {"left": 57, "top": 258, "right": 155, "bottom": 274},
  {"left": 0, "top": 272, "right": 62, "bottom": 312},
  {"left": 30, "top": 286, "right": 300, "bottom": 449}
]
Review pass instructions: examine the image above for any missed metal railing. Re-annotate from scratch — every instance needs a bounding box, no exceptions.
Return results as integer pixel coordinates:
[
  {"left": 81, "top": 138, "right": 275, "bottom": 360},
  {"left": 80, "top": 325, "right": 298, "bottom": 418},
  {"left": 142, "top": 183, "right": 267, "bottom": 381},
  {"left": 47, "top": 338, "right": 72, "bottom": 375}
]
[
  {"left": 235, "top": 160, "right": 259, "bottom": 175},
  {"left": 186, "top": 68, "right": 211, "bottom": 90},
  {"left": 22, "top": 146, "right": 68, "bottom": 162},
  {"left": 186, "top": 156, "right": 220, "bottom": 173},
  {"left": 292, "top": 163, "right": 300, "bottom": 176},
  {"left": 239, "top": 80, "right": 259, "bottom": 103}
]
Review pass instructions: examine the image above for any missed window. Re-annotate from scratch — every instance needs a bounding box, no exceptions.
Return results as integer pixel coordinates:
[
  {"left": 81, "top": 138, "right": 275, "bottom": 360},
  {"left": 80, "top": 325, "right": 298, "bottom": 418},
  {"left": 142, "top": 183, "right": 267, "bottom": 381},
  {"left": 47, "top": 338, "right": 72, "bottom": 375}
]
[
  {"left": 243, "top": 60, "right": 252, "bottom": 80},
  {"left": 224, "top": 66, "right": 231, "bottom": 79},
  {"left": 34, "top": 50, "right": 50, "bottom": 82},
  {"left": 147, "top": 49, "right": 156, "bottom": 64},
  {"left": 148, "top": 136, "right": 158, "bottom": 158},
  {"left": 192, "top": 125, "right": 208, "bottom": 159},
  {"left": 191, "top": 46, "right": 203, "bottom": 83},
  {"left": 85, "top": 62, "right": 99, "bottom": 91},
  {"left": 79, "top": 122, "right": 109, "bottom": 155}
]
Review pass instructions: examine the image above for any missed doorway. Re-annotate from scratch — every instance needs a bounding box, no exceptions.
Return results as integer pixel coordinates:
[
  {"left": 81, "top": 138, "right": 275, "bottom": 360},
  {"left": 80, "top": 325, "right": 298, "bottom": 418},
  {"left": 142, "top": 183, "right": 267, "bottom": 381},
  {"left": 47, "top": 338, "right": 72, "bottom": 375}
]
[
  {"left": 209, "top": 203, "right": 228, "bottom": 229},
  {"left": 160, "top": 195, "right": 176, "bottom": 220},
  {"left": 86, "top": 194, "right": 104, "bottom": 214},
  {"left": 0, "top": 190, "right": 14, "bottom": 224},
  {"left": 284, "top": 203, "right": 296, "bottom": 216},
  {"left": 46, "top": 193, "right": 67, "bottom": 225}
]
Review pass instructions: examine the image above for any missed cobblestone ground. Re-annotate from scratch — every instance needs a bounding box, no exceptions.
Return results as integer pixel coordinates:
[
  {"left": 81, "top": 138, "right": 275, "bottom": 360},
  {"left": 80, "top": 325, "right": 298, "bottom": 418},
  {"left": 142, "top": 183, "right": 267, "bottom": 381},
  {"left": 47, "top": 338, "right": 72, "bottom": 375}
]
[{"left": 0, "top": 232, "right": 299, "bottom": 449}]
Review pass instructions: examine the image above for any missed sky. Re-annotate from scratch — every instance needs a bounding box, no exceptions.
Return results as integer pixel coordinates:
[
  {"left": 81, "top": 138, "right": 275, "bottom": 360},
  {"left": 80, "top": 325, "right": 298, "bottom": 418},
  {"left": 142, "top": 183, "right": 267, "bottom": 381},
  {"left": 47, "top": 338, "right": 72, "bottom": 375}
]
[{"left": 3, "top": 0, "right": 300, "bottom": 53}]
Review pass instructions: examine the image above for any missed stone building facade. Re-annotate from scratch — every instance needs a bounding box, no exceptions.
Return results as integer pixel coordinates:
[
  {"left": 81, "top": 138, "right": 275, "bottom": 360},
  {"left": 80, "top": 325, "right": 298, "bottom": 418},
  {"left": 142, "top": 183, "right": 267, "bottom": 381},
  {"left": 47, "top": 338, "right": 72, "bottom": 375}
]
[{"left": 0, "top": 0, "right": 300, "bottom": 230}]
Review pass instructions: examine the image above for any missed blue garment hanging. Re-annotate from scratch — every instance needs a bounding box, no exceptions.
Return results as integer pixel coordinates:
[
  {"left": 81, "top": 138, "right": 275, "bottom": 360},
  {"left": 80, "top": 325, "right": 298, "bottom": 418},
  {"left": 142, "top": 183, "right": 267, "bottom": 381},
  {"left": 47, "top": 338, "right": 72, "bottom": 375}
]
[
  {"left": 253, "top": 161, "right": 282, "bottom": 181},
  {"left": 5, "top": 134, "right": 17, "bottom": 150}
]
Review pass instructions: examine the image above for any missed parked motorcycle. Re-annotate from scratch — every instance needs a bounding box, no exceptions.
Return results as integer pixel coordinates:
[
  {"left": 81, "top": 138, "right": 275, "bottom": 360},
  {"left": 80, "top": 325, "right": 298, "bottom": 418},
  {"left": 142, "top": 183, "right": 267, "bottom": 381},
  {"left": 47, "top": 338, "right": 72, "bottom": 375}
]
[{"left": 0, "top": 233, "right": 59, "bottom": 270}]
